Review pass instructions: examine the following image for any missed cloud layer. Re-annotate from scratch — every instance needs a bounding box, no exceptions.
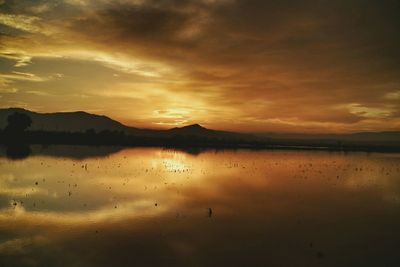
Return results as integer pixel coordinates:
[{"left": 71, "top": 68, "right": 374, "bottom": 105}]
[{"left": 1, "top": 0, "right": 399, "bottom": 132}]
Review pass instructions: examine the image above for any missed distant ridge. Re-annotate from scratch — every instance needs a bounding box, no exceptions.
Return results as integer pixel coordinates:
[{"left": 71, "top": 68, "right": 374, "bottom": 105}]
[
  {"left": 1, "top": 108, "right": 399, "bottom": 150},
  {"left": 168, "top": 123, "right": 214, "bottom": 134},
  {"left": 174, "top": 123, "right": 207, "bottom": 130},
  {"left": 0, "top": 108, "right": 250, "bottom": 140},
  {"left": 257, "top": 131, "right": 400, "bottom": 143},
  {"left": 0, "top": 108, "right": 129, "bottom": 133}
]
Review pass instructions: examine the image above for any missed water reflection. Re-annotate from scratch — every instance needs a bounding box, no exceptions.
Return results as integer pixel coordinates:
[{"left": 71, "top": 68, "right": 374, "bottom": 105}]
[
  {"left": 0, "top": 145, "right": 124, "bottom": 160},
  {"left": 0, "top": 147, "right": 399, "bottom": 266},
  {"left": 4, "top": 145, "right": 31, "bottom": 160}
]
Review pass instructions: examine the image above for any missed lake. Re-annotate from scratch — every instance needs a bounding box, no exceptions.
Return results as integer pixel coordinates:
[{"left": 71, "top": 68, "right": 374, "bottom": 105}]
[{"left": 0, "top": 146, "right": 400, "bottom": 267}]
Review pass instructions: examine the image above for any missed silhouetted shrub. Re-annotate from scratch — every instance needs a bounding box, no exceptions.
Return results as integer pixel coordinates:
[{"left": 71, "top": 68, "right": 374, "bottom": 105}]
[{"left": 5, "top": 112, "right": 32, "bottom": 133}]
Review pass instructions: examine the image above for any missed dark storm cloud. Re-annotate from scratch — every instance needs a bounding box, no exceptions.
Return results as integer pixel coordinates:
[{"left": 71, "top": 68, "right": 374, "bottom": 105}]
[{"left": 67, "top": 0, "right": 400, "bottom": 86}]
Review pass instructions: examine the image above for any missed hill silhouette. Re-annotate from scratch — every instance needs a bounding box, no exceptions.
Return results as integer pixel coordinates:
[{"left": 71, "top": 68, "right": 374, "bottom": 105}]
[
  {"left": 0, "top": 108, "right": 252, "bottom": 141},
  {"left": 0, "top": 108, "right": 399, "bottom": 152},
  {"left": 0, "top": 108, "right": 130, "bottom": 133}
]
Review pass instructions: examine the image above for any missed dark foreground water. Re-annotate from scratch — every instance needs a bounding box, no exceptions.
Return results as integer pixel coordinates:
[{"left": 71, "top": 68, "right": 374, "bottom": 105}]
[{"left": 0, "top": 146, "right": 399, "bottom": 267}]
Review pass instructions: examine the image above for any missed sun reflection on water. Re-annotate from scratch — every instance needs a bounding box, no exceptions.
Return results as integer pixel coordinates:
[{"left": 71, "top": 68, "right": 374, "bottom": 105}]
[{"left": 0, "top": 147, "right": 399, "bottom": 266}]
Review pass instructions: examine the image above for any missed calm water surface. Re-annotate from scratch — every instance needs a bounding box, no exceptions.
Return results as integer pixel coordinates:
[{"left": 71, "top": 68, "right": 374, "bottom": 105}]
[{"left": 0, "top": 146, "right": 400, "bottom": 267}]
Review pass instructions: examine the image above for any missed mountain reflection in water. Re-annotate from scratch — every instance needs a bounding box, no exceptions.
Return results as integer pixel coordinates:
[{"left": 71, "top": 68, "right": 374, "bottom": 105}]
[{"left": 0, "top": 146, "right": 399, "bottom": 267}]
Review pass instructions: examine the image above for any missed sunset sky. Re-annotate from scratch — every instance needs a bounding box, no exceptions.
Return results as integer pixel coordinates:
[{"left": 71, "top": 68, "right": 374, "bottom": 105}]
[{"left": 0, "top": 0, "right": 399, "bottom": 133}]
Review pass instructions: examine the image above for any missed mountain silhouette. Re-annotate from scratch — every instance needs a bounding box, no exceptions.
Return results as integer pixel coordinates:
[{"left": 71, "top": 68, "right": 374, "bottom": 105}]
[
  {"left": 173, "top": 123, "right": 207, "bottom": 131},
  {"left": 0, "top": 108, "right": 252, "bottom": 140},
  {"left": 0, "top": 108, "right": 129, "bottom": 133},
  {"left": 1, "top": 108, "right": 399, "bottom": 151}
]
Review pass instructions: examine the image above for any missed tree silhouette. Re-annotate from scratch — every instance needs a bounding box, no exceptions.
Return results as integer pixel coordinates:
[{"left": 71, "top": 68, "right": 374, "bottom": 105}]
[{"left": 5, "top": 112, "right": 32, "bottom": 132}]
